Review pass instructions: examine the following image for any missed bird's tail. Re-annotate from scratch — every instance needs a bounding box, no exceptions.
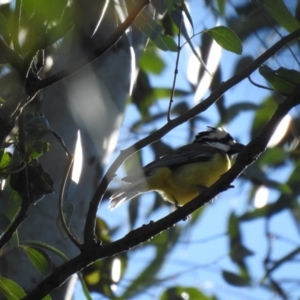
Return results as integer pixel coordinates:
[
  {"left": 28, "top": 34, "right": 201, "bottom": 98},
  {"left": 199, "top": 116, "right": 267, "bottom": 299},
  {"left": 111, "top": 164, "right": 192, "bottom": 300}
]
[{"left": 109, "top": 183, "right": 143, "bottom": 210}]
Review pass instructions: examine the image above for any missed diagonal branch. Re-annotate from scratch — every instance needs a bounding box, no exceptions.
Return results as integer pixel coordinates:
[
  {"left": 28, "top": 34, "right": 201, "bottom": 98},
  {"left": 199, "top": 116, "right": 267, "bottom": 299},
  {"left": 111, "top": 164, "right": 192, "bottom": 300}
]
[
  {"left": 28, "top": 0, "right": 150, "bottom": 94},
  {"left": 83, "top": 27, "right": 300, "bottom": 246},
  {"left": 23, "top": 84, "right": 300, "bottom": 300}
]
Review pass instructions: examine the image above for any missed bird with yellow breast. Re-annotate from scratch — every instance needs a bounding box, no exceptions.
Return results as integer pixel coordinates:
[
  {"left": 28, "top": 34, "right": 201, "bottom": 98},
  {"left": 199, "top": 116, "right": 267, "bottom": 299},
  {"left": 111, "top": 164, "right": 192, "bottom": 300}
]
[{"left": 109, "top": 127, "right": 244, "bottom": 209}]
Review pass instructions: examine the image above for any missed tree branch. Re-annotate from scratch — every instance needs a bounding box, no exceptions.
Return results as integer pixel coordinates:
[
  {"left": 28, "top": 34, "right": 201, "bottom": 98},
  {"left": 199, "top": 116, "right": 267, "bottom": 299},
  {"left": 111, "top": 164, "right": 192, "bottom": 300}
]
[
  {"left": 28, "top": 0, "right": 150, "bottom": 94},
  {"left": 83, "top": 27, "right": 300, "bottom": 246},
  {"left": 23, "top": 84, "right": 300, "bottom": 300}
]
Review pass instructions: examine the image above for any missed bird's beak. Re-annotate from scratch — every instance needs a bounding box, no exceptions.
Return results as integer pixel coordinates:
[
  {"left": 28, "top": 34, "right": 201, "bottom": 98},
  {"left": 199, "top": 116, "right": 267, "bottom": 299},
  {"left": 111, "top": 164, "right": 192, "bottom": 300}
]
[{"left": 228, "top": 142, "right": 245, "bottom": 155}]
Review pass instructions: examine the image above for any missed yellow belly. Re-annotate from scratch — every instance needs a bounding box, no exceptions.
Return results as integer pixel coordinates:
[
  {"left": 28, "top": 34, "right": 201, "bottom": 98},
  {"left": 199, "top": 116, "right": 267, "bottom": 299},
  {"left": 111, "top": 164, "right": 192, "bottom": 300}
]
[{"left": 147, "top": 153, "right": 231, "bottom": 205}]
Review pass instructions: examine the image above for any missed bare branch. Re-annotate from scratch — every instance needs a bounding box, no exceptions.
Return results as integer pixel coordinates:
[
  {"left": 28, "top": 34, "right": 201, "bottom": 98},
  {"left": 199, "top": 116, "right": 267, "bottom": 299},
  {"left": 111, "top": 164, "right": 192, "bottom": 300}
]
[
  {"left": 83, "top": 28, "right": 300, "bottom": 246},
  {"left": 24, "top": 84, "right": 300, "bottom": 299}
]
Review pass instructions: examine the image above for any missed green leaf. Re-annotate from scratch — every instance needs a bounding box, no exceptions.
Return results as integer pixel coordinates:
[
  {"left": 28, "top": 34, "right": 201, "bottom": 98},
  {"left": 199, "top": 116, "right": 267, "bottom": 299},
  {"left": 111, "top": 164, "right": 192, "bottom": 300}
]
[
  {"left": 0, "top": 213, "right": 11, "bottom": 234},
  {"left": 134, "top": 10, "right": 177, "bottom": 52},
  {"left": 170, "top": 8, "right": 209, "bottom": 72},
  {"left": 227, "top": 212, "right": 241, "bottom": 246},
  {"left": 26, "top": 140, "right": 51, "bottom": 160},
  {"left": 0, "top": 13, "right": 10, "bottom": 42},
  {"left": 182, "top": 3, "right": 194, "bottom": 32},
  {"left": 259, "top": 147, "right": 286, "bottom": 166},
  {"left": 23, "top": 246, "right": 53, "bottom": 277},
  {"left": 217, "top": 0, "right": 226, "bottom": 16},
  {"left": 259, "top": 65, "right": 300, "bottom": 95},
  {"left": 264, "top": 0, "right": 300, "bottom": 33},
  {"left": 0, "top": 151, "right": 12, "bottom": 170},
  {"left": 230, "top": 244, "right": 254, "bottom": 262},
  {"left": 140, "top": 43, "right": 165, "bottom": 74},
  {"left": 24, "top": 112, "right": 53, "bottom": 140},
  {"left": 10, "top": 160, "right": 54, "bottom": 204},
  {"left": 150, "top": 0, "right": 167, "bottom": 15},
  {"left": 160, "top": 286, "right": 213, "bottom": 300},
  {"left": 0, "top": 276, "right": 26, "bottom": 300},
  {"left": 206, "top": 26, "right": 242, "bottom": 54},
  {"left": 21, "top": 240, "right": 69, "bottom": 261},
  {"left": 251, "top": 96, "right": 277, "bottom": 139},
  {"left": 22, "top": 0, "right": 68, "bottom": 23},
  {"left": 3, "top": 191, "right": 22, "bottom": 222},
  {"left": 222, "top": 270, "right": 251, "bottom": 287},
  {"left": 9, "top": 231, "right": 19, "bottom": 248},
  {"left": 78, "top": 273, "right": 93, "bottom": 300},
  {"left": 0, "top": 187, "right": 22, "bottom": 234},
  {"left": 226, "top": 102, "right": 260, "bottom": 122}
]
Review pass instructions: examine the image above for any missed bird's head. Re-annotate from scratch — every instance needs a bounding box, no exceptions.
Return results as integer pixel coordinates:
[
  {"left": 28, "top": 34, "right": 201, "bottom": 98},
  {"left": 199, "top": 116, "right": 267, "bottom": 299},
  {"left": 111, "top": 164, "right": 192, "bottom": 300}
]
[{"left": 194, "top": 127, "right": 245, "bottom": 155}]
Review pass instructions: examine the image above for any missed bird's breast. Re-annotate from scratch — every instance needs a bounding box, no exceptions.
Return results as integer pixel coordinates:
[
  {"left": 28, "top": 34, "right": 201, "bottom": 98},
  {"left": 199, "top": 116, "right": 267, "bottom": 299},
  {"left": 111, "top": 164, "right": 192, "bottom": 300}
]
[{"left": 149, "top": 153, "right": 231, "bottom": 205}]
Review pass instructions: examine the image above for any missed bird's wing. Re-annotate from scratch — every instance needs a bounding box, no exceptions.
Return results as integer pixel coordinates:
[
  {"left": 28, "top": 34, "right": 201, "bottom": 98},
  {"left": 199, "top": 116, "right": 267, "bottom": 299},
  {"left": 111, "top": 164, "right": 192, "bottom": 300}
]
[
  {"left": 146, "top": 144, "right": 218, "bottom": 169},
  {"left": 122, "top": 144, "right": 219, "bottom": 182}
]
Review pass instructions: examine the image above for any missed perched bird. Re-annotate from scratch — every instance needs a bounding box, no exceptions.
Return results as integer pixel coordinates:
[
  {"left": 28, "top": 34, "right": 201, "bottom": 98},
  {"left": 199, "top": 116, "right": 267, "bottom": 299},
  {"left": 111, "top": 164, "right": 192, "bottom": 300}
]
[{"left": 109, "top": 127, "right": 244, "bottom": 209}]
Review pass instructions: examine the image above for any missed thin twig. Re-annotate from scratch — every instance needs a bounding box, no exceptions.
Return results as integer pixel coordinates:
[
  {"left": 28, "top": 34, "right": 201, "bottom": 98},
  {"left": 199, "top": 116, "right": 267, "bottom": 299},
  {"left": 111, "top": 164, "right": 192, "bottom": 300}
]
[
  {"left": 167, "top": 11, "right": 182, "bottom": 122},
  {"left": 24, "top": 87, "right": 300, "bottom": 299},
  {"left": 247, "top": 75, "right": 274, "bottom": 91},
  {"left": 58, "top": 157, "right": 82, "bottom": 249},
  {"left": 83, "top": 28, "right": 300, "bottom": 246}
]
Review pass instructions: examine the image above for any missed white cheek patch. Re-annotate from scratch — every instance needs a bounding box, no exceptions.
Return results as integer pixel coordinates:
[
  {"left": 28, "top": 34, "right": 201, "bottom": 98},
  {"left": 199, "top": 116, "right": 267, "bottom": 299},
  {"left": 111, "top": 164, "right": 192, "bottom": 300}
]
[{"left": 207, "top": 141, "right": 230, "bottom": 152}]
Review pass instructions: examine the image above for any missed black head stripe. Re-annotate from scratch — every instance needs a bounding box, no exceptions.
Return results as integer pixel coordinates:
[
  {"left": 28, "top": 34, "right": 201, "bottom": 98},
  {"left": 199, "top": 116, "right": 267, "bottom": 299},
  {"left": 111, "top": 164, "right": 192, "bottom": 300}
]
[
  {"left": 194, "top": 127, "right": 234, "bottom": 144},
  {"left": 192, "top": 127, "right": 244, "bottom": 154}
]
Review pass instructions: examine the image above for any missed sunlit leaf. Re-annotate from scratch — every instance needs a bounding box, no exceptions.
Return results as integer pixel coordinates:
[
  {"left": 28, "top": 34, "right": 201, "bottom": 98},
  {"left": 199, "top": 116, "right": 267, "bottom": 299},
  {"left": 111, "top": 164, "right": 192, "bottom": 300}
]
[
  {"left": 26, "top": 140, "right": 51, "bottom": 160},
  {"left": 160, "top": 286, "right": 213, "bottom": 300},
  {"left": 0, "top": 276, "right": 26, "bottom": 299},
  {"left": 95, "top": 217, "right": 111, "bottom": 243},
  {"left": 206, "top": 26, "right": 242, "bottom": 54},
  {"left": 23, "top": 246, "right": 53, "bottom": 277},
  {"left": 0, "top": 151, "right": 12, "bottom": 170},
  {"left": 140, "top": 43, "right": 165, "bottom": 74}
]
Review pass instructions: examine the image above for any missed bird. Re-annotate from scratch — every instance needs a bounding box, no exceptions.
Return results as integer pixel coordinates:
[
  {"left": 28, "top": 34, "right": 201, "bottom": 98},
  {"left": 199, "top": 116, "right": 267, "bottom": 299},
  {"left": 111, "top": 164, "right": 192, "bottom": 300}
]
[{"left": 109, "top": 127, "right": 245, "bottom": 210}]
